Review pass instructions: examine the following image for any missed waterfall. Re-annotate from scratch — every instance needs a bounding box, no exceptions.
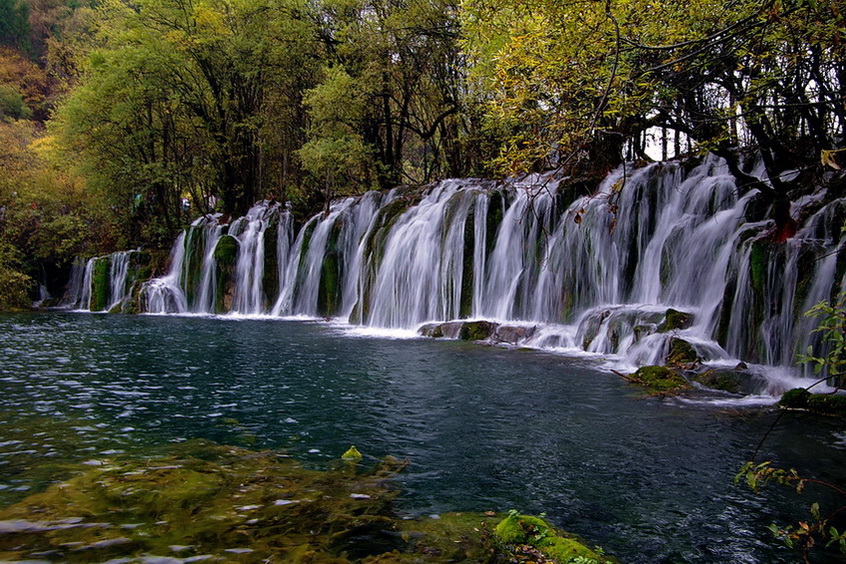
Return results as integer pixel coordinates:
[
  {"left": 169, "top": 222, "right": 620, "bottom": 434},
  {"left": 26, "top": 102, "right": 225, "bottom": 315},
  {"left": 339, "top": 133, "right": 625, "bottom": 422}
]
[
  {"left": 61, "top": 250, "right": 141, "bottom": 312},
  {"left": 143, "top": 233, "right": 188, "bottom": 314},
  {"left": 107, "top": 251, "right": 133, "bottom": 311},
  {"left": 76, "top": 156, "right": 844, "bottom": 381}
]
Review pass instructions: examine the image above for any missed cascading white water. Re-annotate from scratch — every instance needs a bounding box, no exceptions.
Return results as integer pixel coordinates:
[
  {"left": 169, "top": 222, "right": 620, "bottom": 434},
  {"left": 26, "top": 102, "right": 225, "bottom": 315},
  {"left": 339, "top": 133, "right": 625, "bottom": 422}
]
[
  {"left": 230, "top": 203, "right": 279, "bottom": 314},
  {"left": 142, "top": 233, "right": 188, "bottom": 314},
  {"left": 81, "top": 156, "right": 844, "bottom": 385},
  {"left": 107, "top": 251, "right": 133, "bottom": 311}
]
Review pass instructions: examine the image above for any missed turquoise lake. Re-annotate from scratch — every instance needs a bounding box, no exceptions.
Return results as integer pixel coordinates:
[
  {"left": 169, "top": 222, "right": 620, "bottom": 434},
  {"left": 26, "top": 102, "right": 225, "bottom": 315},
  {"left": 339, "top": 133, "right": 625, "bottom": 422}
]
[{"left": 1, "top": 312, "right": 845, "bottom": 563}]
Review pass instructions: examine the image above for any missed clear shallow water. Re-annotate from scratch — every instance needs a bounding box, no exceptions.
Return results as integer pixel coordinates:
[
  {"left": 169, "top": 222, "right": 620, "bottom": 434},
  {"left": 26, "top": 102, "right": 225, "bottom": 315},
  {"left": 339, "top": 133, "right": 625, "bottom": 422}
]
[{"left": 1, "top": 313, "right": 845, "bottom": 563}]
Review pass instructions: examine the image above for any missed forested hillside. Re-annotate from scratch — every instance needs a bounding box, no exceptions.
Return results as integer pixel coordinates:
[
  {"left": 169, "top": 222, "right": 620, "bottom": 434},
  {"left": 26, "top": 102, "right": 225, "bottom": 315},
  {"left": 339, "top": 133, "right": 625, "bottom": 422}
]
[{"left": 0, "top": 0, "right": 844, "bottom": 309}]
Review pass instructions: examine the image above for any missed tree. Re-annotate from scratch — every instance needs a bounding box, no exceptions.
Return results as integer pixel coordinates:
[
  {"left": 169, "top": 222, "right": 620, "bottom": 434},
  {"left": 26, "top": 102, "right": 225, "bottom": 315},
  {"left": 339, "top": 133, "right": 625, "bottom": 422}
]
[
  {"left": 50, "top": 0, "right": 322, "bottom": 243},
  {"left": 461, "top": 0, "right": 846, "bottom": 195},
  {"left": 306, "top": 0, "right": 491, "bottom": 190},
  {"left": 0, "top": 0, "right": 31, "bottom": 53}
]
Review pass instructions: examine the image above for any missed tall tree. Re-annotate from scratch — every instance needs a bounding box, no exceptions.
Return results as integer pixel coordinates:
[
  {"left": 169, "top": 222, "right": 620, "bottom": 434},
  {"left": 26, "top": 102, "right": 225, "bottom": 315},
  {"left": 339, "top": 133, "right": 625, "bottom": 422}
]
[{"left": 462, "top": 0, "right": 846, "bottom": 192}]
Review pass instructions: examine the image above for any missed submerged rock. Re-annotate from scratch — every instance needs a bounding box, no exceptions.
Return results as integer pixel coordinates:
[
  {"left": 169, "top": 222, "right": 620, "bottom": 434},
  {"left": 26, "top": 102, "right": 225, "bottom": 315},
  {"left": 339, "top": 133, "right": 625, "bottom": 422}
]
[{"left": 0, "top": 441, "right": 610, "bottom": 563}]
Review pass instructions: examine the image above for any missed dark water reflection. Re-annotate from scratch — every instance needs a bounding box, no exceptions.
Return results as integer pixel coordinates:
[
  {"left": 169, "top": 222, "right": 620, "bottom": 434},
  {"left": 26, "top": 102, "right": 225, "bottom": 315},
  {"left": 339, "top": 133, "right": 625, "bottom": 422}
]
[{"left": 1, "top": 312, "right": 845, "bottom": 563}]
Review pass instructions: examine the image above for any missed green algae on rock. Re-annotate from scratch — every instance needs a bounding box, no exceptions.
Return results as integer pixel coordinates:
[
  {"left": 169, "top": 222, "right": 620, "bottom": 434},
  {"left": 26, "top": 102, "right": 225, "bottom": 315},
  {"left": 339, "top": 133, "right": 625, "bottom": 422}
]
[
  {"left": 618, "top": 365, "right": 691, "bottom": 394},
  {"left": 493, "top": 511, "right": 611, "bottom": 563},
  {"left": 779, "top": 388, "right": 846, "bottom": 418}
]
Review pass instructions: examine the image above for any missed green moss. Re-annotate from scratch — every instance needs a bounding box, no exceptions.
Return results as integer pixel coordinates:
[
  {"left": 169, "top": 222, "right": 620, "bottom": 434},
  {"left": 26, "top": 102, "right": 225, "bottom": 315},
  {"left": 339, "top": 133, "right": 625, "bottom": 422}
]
[
  {"left": 485, "top": 190, "right": 505, "bottom": 258},
  {"left": 0, "top": 443, "right": 610, "bottom": 563},
  {"left": 182, "top": 227, "right": 206, "bottom": 305},
  {"left": 807, "top": 393, "right": 846, "bottom": 418},
  {"left": 460, "top": 202, "right": 475, "bottom": 319},
  {"left": 749, "top": 240, "right": 769, "bottom": 295},
  {"left": 657, "top": 308, "right": 694, "bottom": 332},
  {"left": 665, "top": 337, "right": 700, "bottom": 367},
  {"left": 779, "top": 388, "right": 811, "bottom": 409},
  {"left": 630, "top": 365, "right": 691, "bottom": 393},
  {"left": 494, "top": 513, "right": 549, "bottom": 544},
  {"left": 213, "top": 235, "right": 239, "bottom": 312},
  {"left": 89, "top": 256, "right": 111, "bottom": 312},
  {"left": 494, "top": 512, "right": 609, "bottom": 563},
  {"left": 342, "top": 445, "right": 363, "bottom": 462},
  {"left": 691, "top": 369, "right": 744, "bottom": 394},
  {"left": 458, "top": 320, "right": 496, "bottom": 341},
  {"left": 262, "top": 219, "right": 280, "bottom": 306},
  {"left": 540, "top": 536, "right": 604, "bottom": 562},
  {"left": 213, "top": 234, "right": 239, "bottom": 265}
]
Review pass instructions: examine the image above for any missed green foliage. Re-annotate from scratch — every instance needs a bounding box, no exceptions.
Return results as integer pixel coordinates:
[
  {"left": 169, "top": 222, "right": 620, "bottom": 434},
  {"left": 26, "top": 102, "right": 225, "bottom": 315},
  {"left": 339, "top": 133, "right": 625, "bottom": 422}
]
[
  {"left": 0, "top": 84, "right": 31, "bottom": 121},
  {"left": 0, "top": 0, "right": 30, "bottom": 52},
  {"left": 801, "top": 294, "right": 846, "bottom": 383},
  {"left": 736, "top": 461, "right": 846, "bottom": 560},
  {"left": 0, "top": 240, "right": 32, "bottom": 310},
  {"left": 461, "top": 0, "right": 846, "bottom": 185},
  {"left": 0, "top": 119, "right": 111, "bottom": 309},
  {"left": 299, "top": 67, "right": 374, "bottom": 196}
]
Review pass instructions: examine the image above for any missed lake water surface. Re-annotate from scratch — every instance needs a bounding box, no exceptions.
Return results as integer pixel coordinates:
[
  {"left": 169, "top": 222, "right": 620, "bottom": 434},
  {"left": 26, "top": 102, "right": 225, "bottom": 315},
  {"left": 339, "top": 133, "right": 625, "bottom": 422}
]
[{"left": 1, "top": 312, "right": 845, "bottom": 563}]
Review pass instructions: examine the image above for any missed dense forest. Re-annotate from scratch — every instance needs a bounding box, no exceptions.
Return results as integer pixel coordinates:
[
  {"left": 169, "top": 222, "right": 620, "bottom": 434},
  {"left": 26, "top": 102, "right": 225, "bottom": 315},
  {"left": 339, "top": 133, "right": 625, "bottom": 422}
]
[{"left": 0, "top": 0, "right": 844, "bottom": 309}]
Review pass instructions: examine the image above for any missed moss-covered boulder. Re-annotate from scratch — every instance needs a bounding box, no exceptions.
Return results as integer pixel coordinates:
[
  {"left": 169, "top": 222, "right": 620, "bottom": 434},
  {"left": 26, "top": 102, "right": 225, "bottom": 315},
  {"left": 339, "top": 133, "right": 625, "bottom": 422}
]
[
  {"left": 88, "top": 256, "right": 111, "bottom": 312},
  {"left": 214, "top": 235, "right": 239, "bottom": 312},
  {"left": 807, "top": 394, "right": 846, "bottom": 417},
  {"left": 418, "top": 321, "right": 499, "bottom": 341},
  {"left": 626, "top": 365, "right": 691, "bottom": 394},
  {"left": 657, "top": 308, "right": 694, "bottom": 332},
  {"left": 780, "top": 388, "right": 846, "bottom": 417},
  {"left": 493, "top": 511, "right": 610, "bottom": 563},
  {"left": 779, "top": 387, "right": 811, "bottom": 409},
  {"left": 459, "top": 320, "right": 497, "bottom": 341},
  {"left": 689, "top": 367, "right": 762, "bottom": 395},
  {"left": 665, "top": 337, "right": 701, "bottom": 367}
]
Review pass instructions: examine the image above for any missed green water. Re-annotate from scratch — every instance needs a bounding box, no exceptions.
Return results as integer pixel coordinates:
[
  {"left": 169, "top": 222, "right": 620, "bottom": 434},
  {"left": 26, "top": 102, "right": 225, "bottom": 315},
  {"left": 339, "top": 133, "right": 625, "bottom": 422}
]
[{"left": 1, "top": 312, "right": 845, "bottom": 562}]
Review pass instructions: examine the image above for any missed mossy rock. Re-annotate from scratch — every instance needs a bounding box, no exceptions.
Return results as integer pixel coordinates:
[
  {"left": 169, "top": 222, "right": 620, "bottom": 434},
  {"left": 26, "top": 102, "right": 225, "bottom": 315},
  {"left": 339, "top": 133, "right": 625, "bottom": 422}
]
[
  {"left": 665, "top": 337, "right": 700, "bottom": 367},
  {"left": 214, "top": 235, "right": 239, "bottom": 313},
  {"left": 779, "top": 388, "right": 811, "bottom": 409},
  {"left": 213, "top": 234, "right": 239, "bottom": 265},
  {"left": 779, "top": 389, "right": 846, "bottom": 418},
  {"left": 807, "top": 393, "right": 846, "bottom": 418},
  {"left": 493, "top": 512, "right": 609, "bottom": 563},
  {"left": 691, "top": 369, "right": 746, "bottom": 394},
  {"left": 630, "top": 365, "right": 691, "bottom": 393},
  {"left": 458, "top": 320, "right": 497, "bottom": 341},
  {"left": 89, "top": 256, "right": 111, "bottom": 312},
  {"left": 418, "top": 323, "right": 446, "bottom": 338},
  {"left": 494, "top": 513, "right": 550, "bottom": 545},
  {"left": 657, "top": 308, "right": 694, "bottom": 332}
]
